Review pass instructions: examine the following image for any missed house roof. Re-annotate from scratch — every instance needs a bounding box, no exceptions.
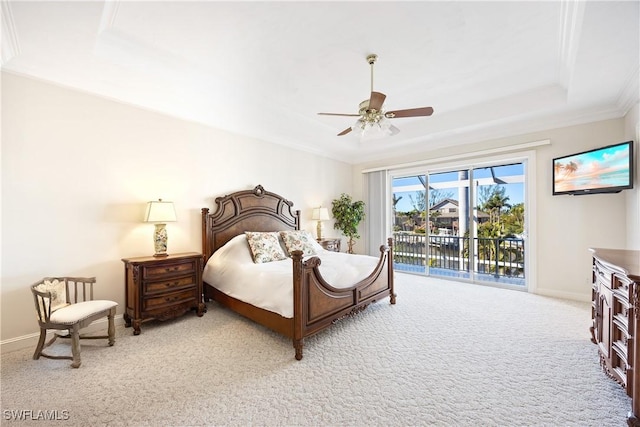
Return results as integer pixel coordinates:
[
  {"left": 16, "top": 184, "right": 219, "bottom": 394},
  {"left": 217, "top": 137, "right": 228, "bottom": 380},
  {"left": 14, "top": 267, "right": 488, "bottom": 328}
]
[
  {"left": 430, "top": 199, "right": 489, "bottom": 219},
  {"left": 2, "top": 1, "right": 638, "bottom": 164}
]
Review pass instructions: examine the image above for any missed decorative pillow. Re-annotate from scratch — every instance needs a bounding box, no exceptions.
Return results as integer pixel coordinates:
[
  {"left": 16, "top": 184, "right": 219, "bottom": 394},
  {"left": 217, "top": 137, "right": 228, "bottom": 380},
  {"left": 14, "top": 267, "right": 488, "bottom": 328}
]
[
  {"left": 245, "top": 232, "right": 287, "bottom": 264},
  {"left": 280, "top": 230, "right": 317, "bottom": 257},
  {"left": 34, "top": 279, "right": 69, "bottom": 315}
]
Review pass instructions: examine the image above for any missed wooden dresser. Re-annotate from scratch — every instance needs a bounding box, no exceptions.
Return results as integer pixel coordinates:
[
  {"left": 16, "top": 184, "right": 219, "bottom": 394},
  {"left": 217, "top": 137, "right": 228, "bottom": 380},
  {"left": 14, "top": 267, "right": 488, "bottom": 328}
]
[
  {"left": 590, "top": 248, "right": 640, "bottom": 425},
  {"left": 122, "top": 252, "right": 205, "bottom": 335}
]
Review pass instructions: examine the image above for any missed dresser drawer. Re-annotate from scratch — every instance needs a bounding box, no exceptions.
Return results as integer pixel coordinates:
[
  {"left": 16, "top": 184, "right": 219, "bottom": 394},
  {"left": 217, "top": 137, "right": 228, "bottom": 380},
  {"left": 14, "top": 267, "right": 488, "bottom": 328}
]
[
  {"left": 143, "top": 260, "right": 197, "bottom": 279},
  {"left": 144, "top": 276, "right": 196, "bottom": 294},
  {"left": 612, "top": 339, "right": 628, "bottom": 387},
  {"left": 594, "top": 261, "right": 613, "bottom": 289},
  {"left": 614, "top": 274, "right": 632, "bottom": 292},
  {"left": 143, "top": 289, "right": 197, "bottom": 311}
]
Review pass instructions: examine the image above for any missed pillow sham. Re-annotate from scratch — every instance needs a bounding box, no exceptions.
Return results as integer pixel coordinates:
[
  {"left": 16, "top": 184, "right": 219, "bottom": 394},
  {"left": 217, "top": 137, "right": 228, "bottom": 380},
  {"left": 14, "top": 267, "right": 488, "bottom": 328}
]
[
  {"left": 245, "top": 232, "right": 287, "bottom": 264},
  {"left": 280, "top": 230, "right": 317, "bottom": 257}
]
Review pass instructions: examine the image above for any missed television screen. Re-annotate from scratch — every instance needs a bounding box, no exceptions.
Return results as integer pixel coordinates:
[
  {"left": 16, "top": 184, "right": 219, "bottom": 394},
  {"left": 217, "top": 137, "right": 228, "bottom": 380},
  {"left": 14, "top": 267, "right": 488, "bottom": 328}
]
[{"left": 552, "top": 140, "right": 634, "bottom": 195}]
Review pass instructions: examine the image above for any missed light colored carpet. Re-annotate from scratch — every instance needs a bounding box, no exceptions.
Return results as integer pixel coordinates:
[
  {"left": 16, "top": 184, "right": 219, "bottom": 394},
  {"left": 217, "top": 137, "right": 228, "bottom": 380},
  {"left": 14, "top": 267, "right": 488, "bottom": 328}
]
[{"left": 1, "top": 273, "right": 631, "bottom": 426}]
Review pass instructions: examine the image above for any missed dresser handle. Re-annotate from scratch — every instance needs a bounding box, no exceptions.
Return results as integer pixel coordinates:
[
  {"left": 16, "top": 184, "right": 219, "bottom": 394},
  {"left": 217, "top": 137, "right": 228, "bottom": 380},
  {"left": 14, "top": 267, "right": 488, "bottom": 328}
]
[{"left": 164, "top": 267, "right": 179, "bottom": 273}]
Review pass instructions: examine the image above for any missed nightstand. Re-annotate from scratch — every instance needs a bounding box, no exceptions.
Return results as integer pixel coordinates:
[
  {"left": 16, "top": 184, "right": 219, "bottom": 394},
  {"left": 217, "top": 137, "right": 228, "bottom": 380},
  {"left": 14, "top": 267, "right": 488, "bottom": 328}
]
[
  {"left": 317, "top": 238, "right": 341, "bottom": 252},
  {"left": 122, "top": 252, "right": 205, "bottom": 335}
]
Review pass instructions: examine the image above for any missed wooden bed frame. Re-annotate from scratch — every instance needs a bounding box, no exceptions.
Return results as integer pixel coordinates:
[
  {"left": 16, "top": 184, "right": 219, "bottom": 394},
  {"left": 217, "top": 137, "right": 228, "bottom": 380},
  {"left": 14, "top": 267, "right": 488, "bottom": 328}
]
[{"left": 201, "top": 185, "right": 396, "bottom": 360}]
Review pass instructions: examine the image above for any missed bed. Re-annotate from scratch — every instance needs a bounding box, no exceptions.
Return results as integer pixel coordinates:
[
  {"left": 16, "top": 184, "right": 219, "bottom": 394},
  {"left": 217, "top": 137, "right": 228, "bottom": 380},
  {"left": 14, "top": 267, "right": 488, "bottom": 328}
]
[{"left": 201, "top": 185, "right": 396, "bottom": 360}]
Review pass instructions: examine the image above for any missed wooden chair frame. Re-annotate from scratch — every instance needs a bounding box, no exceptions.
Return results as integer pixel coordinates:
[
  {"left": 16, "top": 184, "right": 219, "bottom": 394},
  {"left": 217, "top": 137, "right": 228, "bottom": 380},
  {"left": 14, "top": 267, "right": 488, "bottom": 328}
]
[{"left": 31, "top": 276, "right": 116, "bottom": 368}]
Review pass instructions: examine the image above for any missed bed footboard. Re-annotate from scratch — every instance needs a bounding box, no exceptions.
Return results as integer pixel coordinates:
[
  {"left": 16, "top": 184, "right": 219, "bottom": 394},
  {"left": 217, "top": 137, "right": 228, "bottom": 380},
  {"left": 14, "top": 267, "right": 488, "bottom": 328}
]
[{"left": 291, "top": 238, "right": 395, "bottom": 360}]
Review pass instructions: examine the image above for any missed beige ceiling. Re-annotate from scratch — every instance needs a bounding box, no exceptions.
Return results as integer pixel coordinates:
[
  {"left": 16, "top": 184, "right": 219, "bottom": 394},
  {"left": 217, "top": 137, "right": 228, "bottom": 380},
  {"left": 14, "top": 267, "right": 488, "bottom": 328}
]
[{"left": 2, "top": 1, "right": 638, "bottom": 164}]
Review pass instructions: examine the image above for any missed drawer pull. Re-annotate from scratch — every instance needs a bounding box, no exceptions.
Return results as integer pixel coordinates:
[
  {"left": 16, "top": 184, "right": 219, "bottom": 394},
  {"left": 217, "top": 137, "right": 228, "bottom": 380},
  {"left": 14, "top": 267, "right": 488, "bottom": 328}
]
[
  {"left": 165, "top": 295, "right": 180, "bottom": 303},
  {"left": 165, "top": 267, "right": 179, "bottom": 272}
]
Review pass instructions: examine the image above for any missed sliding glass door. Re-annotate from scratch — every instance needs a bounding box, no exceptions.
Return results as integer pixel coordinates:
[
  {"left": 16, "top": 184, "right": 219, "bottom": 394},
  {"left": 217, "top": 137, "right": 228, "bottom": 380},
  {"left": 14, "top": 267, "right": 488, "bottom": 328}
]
[{"left": 391, "top": 160, "right": 527, "bottom": 288}]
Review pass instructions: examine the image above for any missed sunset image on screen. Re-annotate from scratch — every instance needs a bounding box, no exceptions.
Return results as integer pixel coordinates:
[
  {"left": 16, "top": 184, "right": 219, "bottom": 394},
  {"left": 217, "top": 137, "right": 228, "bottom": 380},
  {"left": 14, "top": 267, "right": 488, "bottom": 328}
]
[{"left": 553, "top": 144, "right": 631, "bottom": 193}]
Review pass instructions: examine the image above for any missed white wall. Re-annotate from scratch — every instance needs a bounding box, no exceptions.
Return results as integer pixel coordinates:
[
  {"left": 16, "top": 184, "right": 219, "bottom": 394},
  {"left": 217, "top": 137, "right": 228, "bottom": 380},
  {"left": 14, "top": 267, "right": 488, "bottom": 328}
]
[
  {"left": 353, "top": 117, "right": 632, "bottom": 302},
  {"left": 1, "top": 72, "right": 352, "bottom": 346},
  {"left": 625, "top": 102, "right": 640, "bottom": 249}
]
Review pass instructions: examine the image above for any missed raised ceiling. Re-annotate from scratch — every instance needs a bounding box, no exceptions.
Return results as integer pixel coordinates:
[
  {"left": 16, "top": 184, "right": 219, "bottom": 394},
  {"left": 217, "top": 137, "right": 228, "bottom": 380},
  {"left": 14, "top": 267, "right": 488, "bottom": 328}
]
[{"left": 2, "top": 1, "right": 638, "bottom": 164}]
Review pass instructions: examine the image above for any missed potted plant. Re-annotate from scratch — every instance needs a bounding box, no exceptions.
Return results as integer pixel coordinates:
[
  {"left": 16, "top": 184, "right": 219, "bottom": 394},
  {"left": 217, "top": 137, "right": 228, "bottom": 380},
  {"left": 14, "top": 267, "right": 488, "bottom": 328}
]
[{"left": 331, "top": 193, "right": 365, "bottom": 254}]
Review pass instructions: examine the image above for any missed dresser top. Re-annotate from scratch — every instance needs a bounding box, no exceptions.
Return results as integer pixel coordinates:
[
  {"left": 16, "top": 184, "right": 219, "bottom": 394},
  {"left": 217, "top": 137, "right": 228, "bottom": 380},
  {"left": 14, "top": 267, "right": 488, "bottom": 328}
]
[
  {"left": 590, "top": 248, "right": 640, "bottom": 281},
  {"left": 121, "top": 252, "right": 202, "bottom": 264}
]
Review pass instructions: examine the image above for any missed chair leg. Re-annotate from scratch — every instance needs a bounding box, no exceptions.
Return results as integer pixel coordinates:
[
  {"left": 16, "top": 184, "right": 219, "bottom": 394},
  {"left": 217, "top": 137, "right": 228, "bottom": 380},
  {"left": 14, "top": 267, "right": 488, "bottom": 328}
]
[
  {"left": 107, "top": 308, "right": 115, "bottom": 346},
  {"left": 70, "top": 324, "right": 81, "bottom": 368},
  {"left": 33, "top": 329, "right": 47, "bottom": 360}
]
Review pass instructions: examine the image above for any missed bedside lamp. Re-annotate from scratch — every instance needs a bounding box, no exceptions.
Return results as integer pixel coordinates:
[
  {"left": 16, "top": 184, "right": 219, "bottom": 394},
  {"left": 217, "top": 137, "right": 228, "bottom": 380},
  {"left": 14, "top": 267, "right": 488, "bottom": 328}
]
[
  {"left": 311, "top": 207, "right": 330, "bottom": 240},
  {"left": 144, "top": 199, "right": 177, "bottom": 257}
]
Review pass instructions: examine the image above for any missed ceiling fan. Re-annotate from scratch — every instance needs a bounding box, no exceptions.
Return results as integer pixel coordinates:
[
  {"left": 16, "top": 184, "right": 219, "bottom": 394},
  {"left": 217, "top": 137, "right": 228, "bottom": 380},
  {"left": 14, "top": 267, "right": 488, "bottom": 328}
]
[{"left": 318, "top": 54, "right": 434, "bottom": 137}]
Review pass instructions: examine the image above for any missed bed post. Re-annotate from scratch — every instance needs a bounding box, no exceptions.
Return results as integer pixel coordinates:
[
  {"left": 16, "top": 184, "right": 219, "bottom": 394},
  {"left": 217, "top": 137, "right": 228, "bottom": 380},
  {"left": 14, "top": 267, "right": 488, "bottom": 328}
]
[
  {"left": 201, "top": 208, "right": 210, "bottom": 263},
  {"left": 387, "top": 237, "right": 396, "bottom": 305},
  {"left": 291, "top": 250, "right": 304, "bottom": 360}
]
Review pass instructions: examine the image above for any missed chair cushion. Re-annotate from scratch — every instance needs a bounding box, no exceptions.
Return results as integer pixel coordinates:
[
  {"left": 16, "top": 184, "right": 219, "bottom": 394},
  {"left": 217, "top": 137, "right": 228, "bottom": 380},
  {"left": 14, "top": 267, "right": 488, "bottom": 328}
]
[{"left": 49, "top": 300, "right": 117, "bottom": 325}]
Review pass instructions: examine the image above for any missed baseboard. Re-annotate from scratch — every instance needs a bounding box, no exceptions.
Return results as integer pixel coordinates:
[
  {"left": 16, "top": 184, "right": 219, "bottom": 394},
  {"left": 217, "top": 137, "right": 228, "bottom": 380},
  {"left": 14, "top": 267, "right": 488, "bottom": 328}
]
[
  {"left": 0, "top": 314, "right": 126, "bottom": 355},
  {"left": 535, "top": 288, "right": 590, "bottom": 303}
]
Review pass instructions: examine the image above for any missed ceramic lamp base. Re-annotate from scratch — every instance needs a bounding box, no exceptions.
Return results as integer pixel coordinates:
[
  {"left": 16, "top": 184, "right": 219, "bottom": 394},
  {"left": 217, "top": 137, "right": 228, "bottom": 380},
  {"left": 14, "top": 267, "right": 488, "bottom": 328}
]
[
  {"left": 316, "top": 221, "right": 324, "bottom": 240},
  {"left": 153, "top": 223, "right": 169, "bottom": 257}
]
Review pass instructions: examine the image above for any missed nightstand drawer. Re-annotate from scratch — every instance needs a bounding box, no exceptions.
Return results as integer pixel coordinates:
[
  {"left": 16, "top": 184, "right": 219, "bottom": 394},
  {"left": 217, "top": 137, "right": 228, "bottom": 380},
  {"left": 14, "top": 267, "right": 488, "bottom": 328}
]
[
  {"left": 144, "top": 260, "right": 196, "bottom": 278},
  {"left": 145, "top": 276, "right": 196, "bottom": 294},
  {"left": 323, "top": 241, "right": 339, "bottom": 251},
  {"left": 144, "top": 289, "right": 197, "bottom": 311},
  {"left": 317, "top": 238, "right": 341, "bottom": 252}
]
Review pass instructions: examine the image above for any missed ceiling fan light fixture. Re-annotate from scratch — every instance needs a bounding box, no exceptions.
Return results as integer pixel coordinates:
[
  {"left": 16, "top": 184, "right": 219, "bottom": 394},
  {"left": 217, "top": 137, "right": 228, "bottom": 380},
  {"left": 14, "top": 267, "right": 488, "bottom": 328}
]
[{"left": 354, "top": 116, "right": 394, "bottom": 140}]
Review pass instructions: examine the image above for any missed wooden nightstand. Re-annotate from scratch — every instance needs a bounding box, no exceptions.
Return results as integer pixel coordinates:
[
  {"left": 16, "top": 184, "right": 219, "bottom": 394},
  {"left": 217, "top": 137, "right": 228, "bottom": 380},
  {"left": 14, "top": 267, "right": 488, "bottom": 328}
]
[
  {"left": 122, "top": 252, "right": 205, "bottom": 335},
  {"left": 317, "top": 238, "right": 341, "bottom": 252}
]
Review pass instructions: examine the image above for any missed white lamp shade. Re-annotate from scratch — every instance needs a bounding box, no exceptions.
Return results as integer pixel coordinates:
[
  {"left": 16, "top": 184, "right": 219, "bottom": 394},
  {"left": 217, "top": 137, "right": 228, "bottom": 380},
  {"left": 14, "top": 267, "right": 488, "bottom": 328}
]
[
  {"left": 144, "top": 200, "right": 177, "bottom": 223},
  {"left": 312, "top": 207, "right": 330, "bottom": 221}
]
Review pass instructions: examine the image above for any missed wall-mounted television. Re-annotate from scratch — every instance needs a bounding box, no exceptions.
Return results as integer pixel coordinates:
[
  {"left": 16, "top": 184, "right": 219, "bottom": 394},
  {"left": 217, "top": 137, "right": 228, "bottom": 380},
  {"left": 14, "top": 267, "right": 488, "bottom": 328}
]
[{"left": 552, "top": 140, "right": 634, "bottom": 195}]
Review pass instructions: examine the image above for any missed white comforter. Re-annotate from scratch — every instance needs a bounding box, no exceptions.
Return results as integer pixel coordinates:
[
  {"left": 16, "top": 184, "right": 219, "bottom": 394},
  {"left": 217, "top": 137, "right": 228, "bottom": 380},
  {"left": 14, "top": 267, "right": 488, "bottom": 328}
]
[{"left": 202, "top": 234, "right": 381, "bottom": 318}]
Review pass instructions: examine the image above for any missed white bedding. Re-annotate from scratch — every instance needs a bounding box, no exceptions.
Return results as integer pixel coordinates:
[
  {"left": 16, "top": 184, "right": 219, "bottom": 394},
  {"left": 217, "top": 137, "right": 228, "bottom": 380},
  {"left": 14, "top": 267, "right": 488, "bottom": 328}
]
[{"left": 202, "top": 234, "right": 381, "bottom": 318}]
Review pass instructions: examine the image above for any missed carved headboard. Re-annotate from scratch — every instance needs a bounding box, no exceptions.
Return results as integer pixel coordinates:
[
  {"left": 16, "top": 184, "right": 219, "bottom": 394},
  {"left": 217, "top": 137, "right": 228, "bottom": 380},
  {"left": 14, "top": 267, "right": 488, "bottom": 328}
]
[{"left": 201, "top": 185, "right": 301, "bottom": 263}]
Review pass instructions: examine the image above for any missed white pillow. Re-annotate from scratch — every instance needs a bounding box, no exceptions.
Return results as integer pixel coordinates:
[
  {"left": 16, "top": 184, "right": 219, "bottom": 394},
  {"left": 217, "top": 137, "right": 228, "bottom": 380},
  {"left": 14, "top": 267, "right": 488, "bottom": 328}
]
[
  {"left": 280, "top": 230, "right": 318, "bottom": 257},
  {"left": 245, "top": 232, "right": 288, "bottom": 263}
]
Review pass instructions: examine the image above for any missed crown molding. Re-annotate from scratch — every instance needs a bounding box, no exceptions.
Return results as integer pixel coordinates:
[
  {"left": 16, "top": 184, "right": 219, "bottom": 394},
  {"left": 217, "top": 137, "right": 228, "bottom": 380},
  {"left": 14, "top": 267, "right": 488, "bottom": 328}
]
[
  {"left": 1, "top": 1, "right": 21, "bottom": 66},
  {"left": 617, "top": 67, "right": 640, "bottom": 115},
  {"left": 98, "top": 0, "right": 121, "bottom": 34},
  {"left": 557, "top": 0, "right": 585, "bottom": 90}
]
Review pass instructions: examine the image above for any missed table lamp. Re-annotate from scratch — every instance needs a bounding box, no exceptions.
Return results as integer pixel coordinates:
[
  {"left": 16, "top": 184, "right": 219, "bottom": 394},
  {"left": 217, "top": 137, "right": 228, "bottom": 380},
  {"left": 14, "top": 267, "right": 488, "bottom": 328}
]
[
  {"left": 144, "top": 199, "right": 177, "bottom": 257},
  {"left": 311, "top": 207, "right": 330, "bottom": 240}
]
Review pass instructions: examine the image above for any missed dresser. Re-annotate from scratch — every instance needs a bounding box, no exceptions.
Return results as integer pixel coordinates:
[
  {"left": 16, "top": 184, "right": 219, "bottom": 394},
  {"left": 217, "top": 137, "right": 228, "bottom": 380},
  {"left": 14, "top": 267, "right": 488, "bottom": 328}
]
[
  {"left": 317, "top": 238, "right": 341, "bottom": 252},
  {"left": 122, "top": 252, "right": 205, "bottom": 335},
  {"left": 590, "top": 248, "right": 640, "bottom": 425}
]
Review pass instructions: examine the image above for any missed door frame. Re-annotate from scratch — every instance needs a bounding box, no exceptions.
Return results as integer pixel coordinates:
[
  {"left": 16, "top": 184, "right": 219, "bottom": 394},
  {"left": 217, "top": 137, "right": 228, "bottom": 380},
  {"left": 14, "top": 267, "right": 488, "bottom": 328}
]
[{"left": 388, "top": 150, "right": 537, "bottom": 293}]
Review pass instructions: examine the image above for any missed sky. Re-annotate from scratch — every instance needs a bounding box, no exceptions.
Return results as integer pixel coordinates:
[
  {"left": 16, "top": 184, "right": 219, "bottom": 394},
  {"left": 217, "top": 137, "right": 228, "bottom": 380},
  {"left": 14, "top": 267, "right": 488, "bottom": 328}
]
[{"left": 392, "top": 163, "right": 525, "bottom": 213}]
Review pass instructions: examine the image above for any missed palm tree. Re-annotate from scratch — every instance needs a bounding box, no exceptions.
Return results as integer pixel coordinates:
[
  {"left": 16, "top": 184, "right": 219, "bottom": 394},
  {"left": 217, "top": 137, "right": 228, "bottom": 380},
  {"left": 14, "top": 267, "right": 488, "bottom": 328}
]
[{"left": 480, "top": 186, "right": 511, "bottom": 228}]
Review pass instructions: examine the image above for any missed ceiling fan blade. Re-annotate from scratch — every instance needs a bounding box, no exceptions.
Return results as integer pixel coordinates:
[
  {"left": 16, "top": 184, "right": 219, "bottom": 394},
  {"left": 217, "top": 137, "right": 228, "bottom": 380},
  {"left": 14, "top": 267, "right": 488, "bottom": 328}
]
[
  {"left": 385, "top": 107, "right": 434, "bottom": 118},
  {"left": 369, "top": 91, "right": 386, "bottom": 111},
  {"left": 318, "top": 112, "right": 361, "bottom": 117},
  {"left": 337, "top": 127, "right": 353, "bottom": 136}
]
